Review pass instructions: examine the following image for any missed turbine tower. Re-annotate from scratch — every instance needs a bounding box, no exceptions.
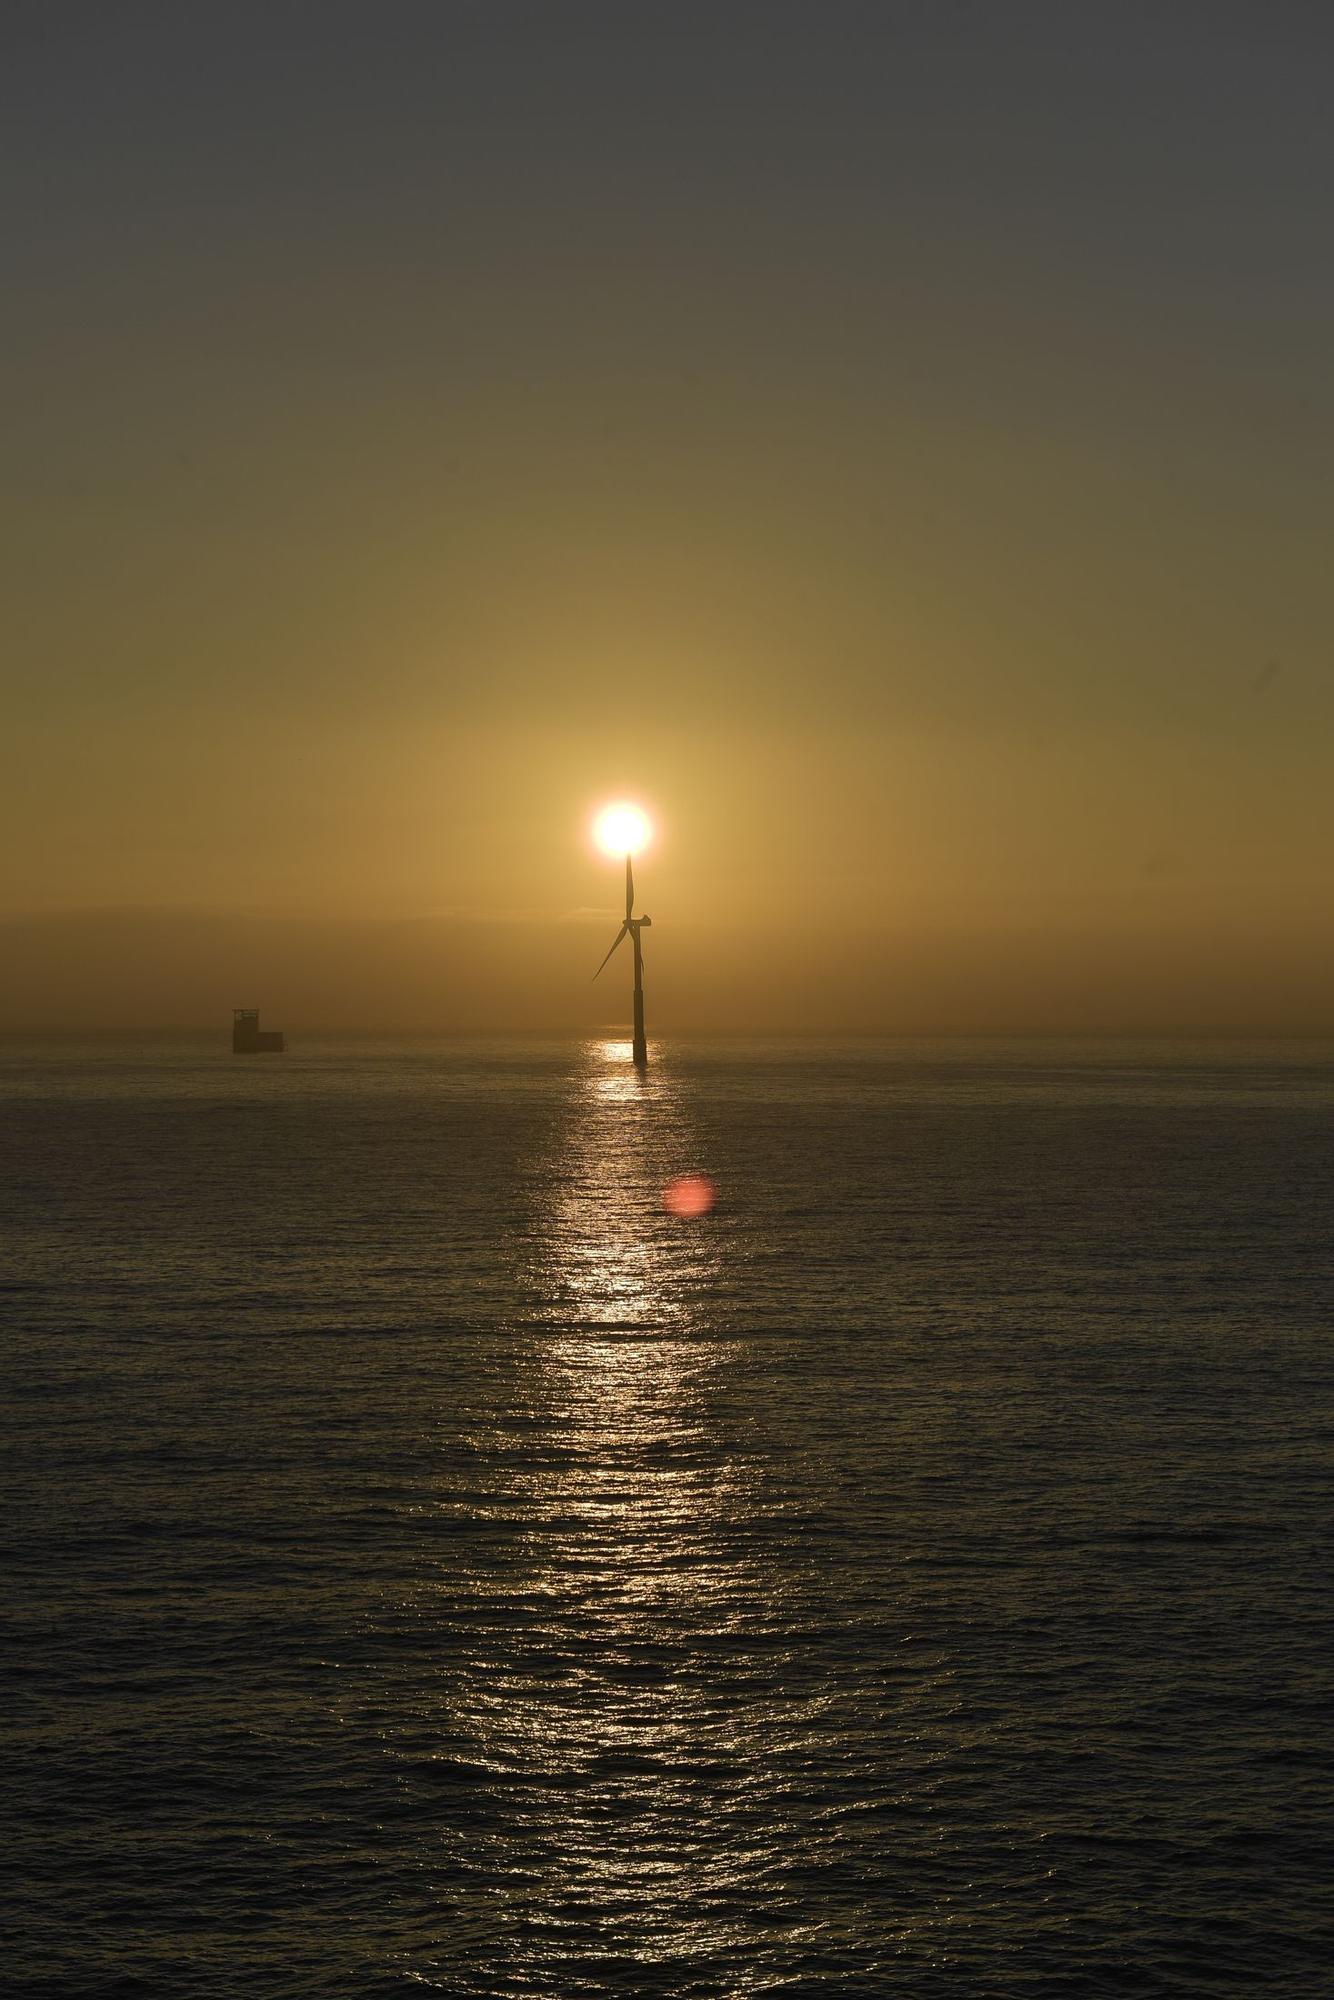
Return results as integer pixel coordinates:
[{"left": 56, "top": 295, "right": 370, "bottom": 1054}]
[{"left": 594, "top": 851, "right": 652, "bottom": 1068}]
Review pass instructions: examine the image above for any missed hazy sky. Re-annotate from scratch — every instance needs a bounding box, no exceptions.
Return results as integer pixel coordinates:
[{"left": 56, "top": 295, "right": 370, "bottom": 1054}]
[{"left": 4, "top": 3, "right": 1333, "bottom": 1031}]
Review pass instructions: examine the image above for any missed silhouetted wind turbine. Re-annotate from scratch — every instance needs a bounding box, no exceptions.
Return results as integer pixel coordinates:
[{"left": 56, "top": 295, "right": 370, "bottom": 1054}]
[{"left": 594, "top": 849, "right": 652, "bottom": 1067}]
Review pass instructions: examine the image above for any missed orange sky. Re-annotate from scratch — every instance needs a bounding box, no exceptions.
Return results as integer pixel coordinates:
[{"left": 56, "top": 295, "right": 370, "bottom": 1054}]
[{"left": 3, "top": 8, "right": 1332, "bottom": 1033}]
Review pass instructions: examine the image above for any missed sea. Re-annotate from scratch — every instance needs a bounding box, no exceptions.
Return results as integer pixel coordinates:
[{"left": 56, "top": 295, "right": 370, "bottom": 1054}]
[{"left": 3, "top": 1036, "right": 1332, "bottom": 1997}]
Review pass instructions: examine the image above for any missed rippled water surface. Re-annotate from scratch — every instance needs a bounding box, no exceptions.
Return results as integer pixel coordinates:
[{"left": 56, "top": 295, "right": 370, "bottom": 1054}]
[{"left": 4, "top": 1037, "right": 1333, "bottom": 1996}]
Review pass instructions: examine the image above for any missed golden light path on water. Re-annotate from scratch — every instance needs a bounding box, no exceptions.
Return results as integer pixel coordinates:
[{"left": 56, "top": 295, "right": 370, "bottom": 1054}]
[{"left": 443, "top": 1039, "right": 828, "bottom": 1991}]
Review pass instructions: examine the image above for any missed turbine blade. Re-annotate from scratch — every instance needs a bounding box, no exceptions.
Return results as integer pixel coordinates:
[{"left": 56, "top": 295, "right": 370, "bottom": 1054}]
[
  {"left": 625, "top": 856, "right": 634, "bottom": 922},
  {"left": 592, "top": 924, "right": 629, "bottom": 980}
]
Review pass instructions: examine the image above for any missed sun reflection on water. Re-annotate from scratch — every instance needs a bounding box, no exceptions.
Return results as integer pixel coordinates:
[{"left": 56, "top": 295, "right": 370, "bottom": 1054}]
[
  {"left": 533, "top": 1039, "right": 714, "bottom": 1337},
  {"left": 437, "top": 1041, "right": 801, "bottom": 1985}
]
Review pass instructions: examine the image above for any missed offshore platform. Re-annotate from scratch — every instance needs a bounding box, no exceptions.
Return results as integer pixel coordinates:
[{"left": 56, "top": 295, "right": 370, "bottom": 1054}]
[{"left": 232, "top": 1008, "right": 285, "bottom": 1054}]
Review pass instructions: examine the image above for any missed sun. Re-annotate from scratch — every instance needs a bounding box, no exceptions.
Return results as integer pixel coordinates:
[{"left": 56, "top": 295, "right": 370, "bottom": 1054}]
[{"left": 593, "top": 801, "right": 652, "bottom": 857}]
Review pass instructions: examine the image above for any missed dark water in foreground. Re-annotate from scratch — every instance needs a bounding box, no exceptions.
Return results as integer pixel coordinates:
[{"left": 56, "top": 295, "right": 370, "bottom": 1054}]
[{"left": 3, "top": 1037, "right": 1333, "bottom": 1997}]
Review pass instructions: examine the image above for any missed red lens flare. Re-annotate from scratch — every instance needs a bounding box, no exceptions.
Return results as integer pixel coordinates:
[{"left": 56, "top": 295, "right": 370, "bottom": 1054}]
[{"left": 663, "top": 1173, "right": 716, "bottom": 1219}]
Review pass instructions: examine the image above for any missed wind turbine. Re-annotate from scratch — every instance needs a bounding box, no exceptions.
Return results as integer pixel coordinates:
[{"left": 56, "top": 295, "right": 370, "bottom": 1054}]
[{"left": 592, "top": 803, "right": 653, "bottom": 1068}]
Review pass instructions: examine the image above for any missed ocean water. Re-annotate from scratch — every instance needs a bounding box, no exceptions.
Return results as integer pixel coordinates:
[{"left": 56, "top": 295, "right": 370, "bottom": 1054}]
[{"left": 3, "top": 1035, "right": 1332, "bottom": 1997}]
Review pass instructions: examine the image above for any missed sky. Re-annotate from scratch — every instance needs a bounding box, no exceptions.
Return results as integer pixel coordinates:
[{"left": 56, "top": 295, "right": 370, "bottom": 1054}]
[{"left": 4, "top": 2, "right": 1333, "bottom": 1032}]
